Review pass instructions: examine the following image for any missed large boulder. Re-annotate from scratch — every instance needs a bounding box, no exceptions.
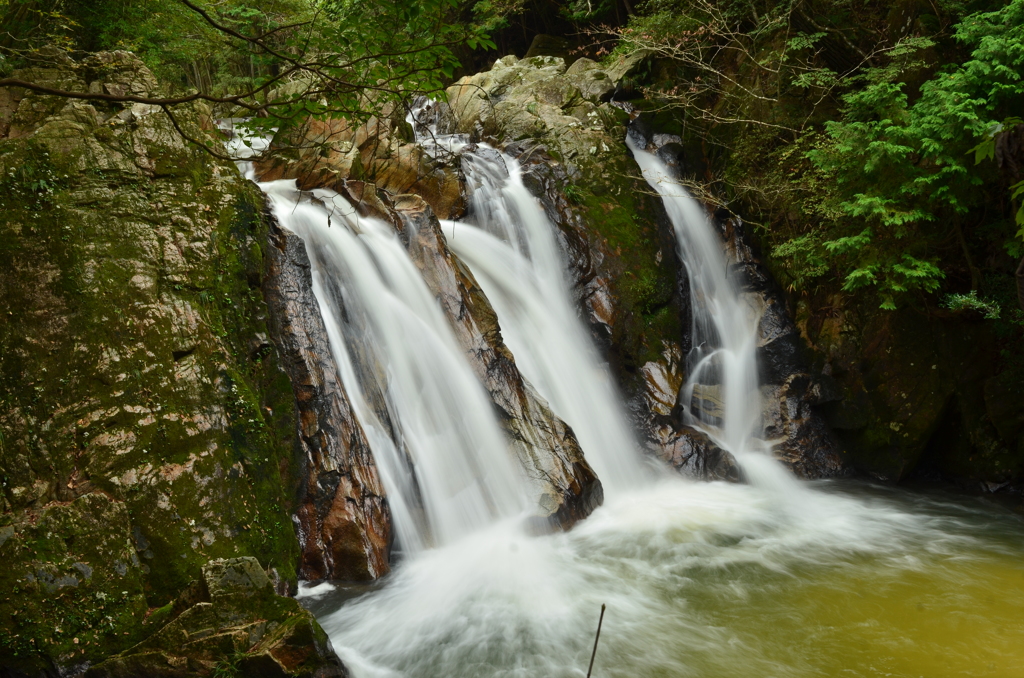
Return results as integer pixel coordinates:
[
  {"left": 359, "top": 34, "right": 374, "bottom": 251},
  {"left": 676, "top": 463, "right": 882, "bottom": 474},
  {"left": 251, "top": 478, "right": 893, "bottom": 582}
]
[
  {"left": 445, "top": 55, "right": 626, "bottom": 179},
  {"left": 86, "top": 557, "right": 345, "bottom": 678},
  {"left": 0, "top": 50, "right": 299, "bottom": 648}
]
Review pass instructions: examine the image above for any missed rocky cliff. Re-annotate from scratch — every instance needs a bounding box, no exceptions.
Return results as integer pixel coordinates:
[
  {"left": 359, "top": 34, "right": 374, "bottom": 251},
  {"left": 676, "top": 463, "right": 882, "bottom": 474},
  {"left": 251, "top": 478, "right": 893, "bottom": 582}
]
[{"left": 0, "top": 51, "right": 359, "bottom": 675}]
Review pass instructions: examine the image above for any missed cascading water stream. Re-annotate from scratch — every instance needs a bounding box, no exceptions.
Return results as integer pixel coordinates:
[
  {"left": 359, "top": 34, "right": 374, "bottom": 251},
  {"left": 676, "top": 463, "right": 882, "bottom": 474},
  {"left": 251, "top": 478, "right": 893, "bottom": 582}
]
[
  {"left": 626, "top": 135, "right": 798, "bottom": 491},
  {"left": 259, "top": 178, "right": 532, "bottom": 551},
  {"left": 409, "top": 102, "right": 650, "bottom": 494}
]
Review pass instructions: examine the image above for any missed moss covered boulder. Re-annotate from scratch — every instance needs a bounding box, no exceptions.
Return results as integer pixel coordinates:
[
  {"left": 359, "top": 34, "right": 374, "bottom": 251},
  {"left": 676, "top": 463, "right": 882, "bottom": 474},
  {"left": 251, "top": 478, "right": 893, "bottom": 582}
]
[
  {"left": 85, "top": 557, "right": 345, "bottom": 678},
  {"left": 0, "top": 52, "right": 307, "bottom": 674},
  {"left": 0, "top": 493, "right": 148, "bottom": 673},
  {"left": 796, "top": 297, "right": 1017, "bottom": 483}
]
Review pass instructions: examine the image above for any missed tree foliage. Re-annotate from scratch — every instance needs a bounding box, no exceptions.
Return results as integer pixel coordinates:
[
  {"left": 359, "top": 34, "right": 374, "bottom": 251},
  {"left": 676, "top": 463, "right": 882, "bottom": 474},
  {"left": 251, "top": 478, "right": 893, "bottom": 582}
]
[
  {"left": 612, "top": 0, "right": 1024, "bottom": 311},
  {"left": 0, "top": 0, "right": 499, "bottom": 157},
  {"left": 797, "top": 1, "right": 1024, "bottom": 307}
]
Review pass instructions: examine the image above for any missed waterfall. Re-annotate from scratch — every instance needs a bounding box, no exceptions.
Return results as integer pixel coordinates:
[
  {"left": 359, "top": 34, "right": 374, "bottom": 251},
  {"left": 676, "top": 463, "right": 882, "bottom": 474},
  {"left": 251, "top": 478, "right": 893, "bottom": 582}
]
[
  {"left": 410, "top": 103, "right": 650, "bottom": 495},
  {"left": 627, "top": 136, "right": 798, "bottom": 490},
  {"left": 258, "top": 180, "right": 531, "bottom": 551},
  {"left": 223, "top": 115, "right": 1024, "bottom": 678}
]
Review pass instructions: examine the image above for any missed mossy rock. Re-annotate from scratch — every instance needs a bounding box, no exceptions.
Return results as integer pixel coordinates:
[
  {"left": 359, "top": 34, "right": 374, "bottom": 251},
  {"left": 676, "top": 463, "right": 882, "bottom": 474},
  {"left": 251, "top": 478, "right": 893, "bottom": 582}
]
[
  {"left": 805, "top": 302, "right": 988, "bottom": 481},
  {"left": 86, "top": 557, "right": 345, "bottom": 678},
  {"left": 0, "top": 493, "right": 149, "bottom": 674},
  {"left": 1, "top": 52, "right": 302, "bottom": 674}
]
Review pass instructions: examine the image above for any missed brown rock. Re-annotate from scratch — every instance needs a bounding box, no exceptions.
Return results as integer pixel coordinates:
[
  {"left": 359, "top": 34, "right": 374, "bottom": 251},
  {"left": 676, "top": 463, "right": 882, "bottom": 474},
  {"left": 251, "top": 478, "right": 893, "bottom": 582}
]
[
  {"left": 649, "top": 424, "right": 741, "bottom": 482},
  {"left": 255, "top": 115, "right": 465, "bottom": 219}
]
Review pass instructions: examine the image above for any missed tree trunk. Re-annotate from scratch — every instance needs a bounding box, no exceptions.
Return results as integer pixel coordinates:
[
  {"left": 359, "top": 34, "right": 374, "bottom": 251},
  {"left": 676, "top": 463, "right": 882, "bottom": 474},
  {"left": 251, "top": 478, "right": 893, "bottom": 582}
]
[
  {"left": 1016, "top": 255, "right": 1024, "bottom": 312},
  {"left": 0, "top": 1, "right": 41, "bottom": 50}
]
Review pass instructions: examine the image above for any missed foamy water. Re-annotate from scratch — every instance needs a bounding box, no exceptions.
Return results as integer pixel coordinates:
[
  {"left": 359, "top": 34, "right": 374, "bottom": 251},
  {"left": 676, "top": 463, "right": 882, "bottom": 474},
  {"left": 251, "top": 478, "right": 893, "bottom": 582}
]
[{"left": 317, "top": 479, "right": 1024, "bottom": 678}]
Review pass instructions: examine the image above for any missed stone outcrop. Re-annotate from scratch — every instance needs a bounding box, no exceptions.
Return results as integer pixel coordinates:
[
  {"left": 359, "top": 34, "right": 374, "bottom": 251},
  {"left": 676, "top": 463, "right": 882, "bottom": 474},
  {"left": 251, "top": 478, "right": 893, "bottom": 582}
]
[
  {"left": 0, "top": 51, "right": 355, "bottom": 675},
  {"left": 444, "top": 55, "right": 622, "bottom": 165},
  {"left": 86, "top": 557, "right": 345, "bottom": 678},
  {"left": 262, "top": 217, "right": 391, "bottom": 581},
  {"left": 256, "top": 111, "right": 465, "bottom": 220}
]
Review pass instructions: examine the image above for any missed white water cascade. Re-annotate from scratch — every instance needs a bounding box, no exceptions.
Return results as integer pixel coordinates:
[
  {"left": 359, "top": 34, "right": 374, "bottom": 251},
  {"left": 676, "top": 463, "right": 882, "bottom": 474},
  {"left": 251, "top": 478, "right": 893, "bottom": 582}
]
[
  {"left": 259, "top": 180, "right": 531, "bottom": 551},
  {"left": 626, "top": 136, "right": 798, "bottom": 490},
  {"left": 446, "top": 158, "right": 652, "bottom": 493},
  {"left": 410, "top": 103, "right": 650, "bottom": 494}
]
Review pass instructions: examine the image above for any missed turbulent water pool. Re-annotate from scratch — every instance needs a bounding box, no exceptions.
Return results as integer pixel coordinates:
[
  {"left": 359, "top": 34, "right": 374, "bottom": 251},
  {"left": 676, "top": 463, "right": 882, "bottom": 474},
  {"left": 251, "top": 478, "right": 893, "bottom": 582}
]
[{"left": 301, "top": 478, "right": 1024, "bottom": 678}]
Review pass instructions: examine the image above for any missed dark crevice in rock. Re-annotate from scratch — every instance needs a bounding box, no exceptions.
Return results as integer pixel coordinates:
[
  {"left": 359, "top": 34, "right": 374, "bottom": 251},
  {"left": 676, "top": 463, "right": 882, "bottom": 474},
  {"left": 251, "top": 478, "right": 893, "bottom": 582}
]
[{"left": 171, "top": 346, "right": 196, "bottom": 362}]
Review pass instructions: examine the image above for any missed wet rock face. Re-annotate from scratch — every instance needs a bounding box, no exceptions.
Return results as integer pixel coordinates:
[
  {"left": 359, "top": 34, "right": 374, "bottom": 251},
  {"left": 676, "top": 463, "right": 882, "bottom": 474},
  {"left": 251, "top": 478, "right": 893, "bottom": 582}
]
[
  {"left": 86, "top": 557, "right": 346, "bottom": 678},
  {"left": 262, "top": 218, "right": 391, "bottom": 582},
  {"left": 388, "top": 193, "right": 604, "bottom": 529},
  {"left": 255, "top": 109, "right": 465, "bottom": 220},
  {"left": 0, "top": 51, "right": 308, "bottom": 674},
  {"left": 712, "top": 217, "right": 846, "bottom": 479},
  {"left": 796, "top": 300, "right": 1017, "bottom": 483},
  {"left": 655, "top": 425, "right": 742, "bottom": 482}
]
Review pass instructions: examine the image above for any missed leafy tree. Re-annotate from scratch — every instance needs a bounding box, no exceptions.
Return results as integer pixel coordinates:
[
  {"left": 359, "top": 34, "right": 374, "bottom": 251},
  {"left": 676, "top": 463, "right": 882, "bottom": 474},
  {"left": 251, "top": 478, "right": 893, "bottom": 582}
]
[
  {"left": 608, "top": 0, "right": 1023, "bottom": 311},
  {"left": 0, "top": 0, "right": 498, "bottom": 158},
  {"left": 797, "top": 0, "right": 1024, "bottom": 308}
]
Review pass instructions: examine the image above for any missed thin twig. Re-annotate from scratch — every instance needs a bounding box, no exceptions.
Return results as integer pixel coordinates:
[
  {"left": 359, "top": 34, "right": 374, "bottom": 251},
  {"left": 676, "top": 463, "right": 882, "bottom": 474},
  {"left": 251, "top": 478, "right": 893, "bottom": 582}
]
[{"left": 586, "top": 604, "right": 606, "bottom": 678}]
